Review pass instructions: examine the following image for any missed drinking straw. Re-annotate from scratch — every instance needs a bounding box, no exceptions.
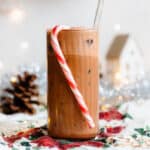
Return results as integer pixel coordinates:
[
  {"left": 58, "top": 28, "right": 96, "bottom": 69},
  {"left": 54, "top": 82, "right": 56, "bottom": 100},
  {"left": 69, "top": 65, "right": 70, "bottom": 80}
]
[{"left": 93, "top": 0, "right": 104, "bottom": 29}]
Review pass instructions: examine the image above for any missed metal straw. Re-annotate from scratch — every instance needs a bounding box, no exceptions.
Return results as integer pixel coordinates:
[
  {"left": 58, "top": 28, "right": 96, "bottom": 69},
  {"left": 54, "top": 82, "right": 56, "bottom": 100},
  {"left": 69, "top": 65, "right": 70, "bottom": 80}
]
[{"left": 93, "top": 0, "right": 104, "bottom": 29}]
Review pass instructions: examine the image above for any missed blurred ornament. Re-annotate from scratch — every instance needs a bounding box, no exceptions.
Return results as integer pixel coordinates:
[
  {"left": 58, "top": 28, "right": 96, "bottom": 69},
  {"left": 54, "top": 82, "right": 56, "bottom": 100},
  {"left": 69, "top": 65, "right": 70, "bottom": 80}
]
[{"left": 99, "top": 73, "right": 150, "bottom": 106}]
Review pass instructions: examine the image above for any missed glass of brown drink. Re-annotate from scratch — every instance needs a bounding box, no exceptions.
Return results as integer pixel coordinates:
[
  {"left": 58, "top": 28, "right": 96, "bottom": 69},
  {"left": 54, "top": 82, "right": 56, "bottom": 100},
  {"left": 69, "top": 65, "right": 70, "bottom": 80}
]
[{"left": 47, "top": 27, "right": 99, "bottom": 139}]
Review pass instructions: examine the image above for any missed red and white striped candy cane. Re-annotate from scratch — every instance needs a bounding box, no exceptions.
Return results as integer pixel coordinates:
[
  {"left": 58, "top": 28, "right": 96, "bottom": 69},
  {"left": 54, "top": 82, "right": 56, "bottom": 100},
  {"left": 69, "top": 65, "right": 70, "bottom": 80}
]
[{"left": 50, "top": 25, "right": 95, "bottom": 128}]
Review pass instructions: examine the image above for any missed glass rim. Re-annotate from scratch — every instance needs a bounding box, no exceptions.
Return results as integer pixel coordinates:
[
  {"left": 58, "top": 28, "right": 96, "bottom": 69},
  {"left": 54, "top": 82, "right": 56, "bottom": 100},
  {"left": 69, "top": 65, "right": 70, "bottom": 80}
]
[{"left": 47, "top": 27, "right": 98, "bottom": 33}]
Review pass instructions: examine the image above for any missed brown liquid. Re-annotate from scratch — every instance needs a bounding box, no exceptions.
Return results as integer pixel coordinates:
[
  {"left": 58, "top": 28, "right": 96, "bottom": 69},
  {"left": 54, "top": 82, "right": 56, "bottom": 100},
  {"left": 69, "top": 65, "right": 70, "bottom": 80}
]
[{"left": 47, "top": 28, "right": 99, "bottom": 139}]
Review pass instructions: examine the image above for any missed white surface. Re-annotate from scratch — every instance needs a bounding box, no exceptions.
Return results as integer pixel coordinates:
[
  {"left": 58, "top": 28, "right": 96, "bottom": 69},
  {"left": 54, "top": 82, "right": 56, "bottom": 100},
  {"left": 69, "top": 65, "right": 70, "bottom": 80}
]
[
  {"left": 0, "top": 105, "right": 47, "bottom": 136},
  {"left": 0, "top": 100, "right": 150, "bottom": 149},
  {"left": 0, "top": 0, "right": 149, "bottom": 75}
]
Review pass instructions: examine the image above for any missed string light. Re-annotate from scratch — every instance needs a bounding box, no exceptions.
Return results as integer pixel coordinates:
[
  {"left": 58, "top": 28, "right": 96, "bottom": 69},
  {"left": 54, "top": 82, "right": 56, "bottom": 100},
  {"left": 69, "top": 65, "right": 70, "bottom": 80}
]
[
  {"left": 114, "top": 24, "right": 121, "bottom": 32},
  {"left": 122, "top": 78, "right": 129, "bottom": 85},
  {"left": 0, "top": 61, "right": 4, "bottom": 70},
  {"left": 10, "top": 76, "right": 17, "bottom": 83},
  {"left": 20, "top": 41, "right": 29, "bottom": 49},
  {"left": 115, "top": 72, "right": 122, "bottom": 81},
  {"left": 9, "top": 8, "right": 24, "bottom": 23}
]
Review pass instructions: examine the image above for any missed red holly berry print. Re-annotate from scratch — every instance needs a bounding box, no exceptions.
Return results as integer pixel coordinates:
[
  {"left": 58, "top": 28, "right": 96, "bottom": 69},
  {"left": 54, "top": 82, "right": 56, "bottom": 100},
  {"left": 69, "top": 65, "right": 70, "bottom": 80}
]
[
  {"left": 32, "top": 136, "right": 60, "bottom": 148},
  {"left": 107, "top": 126, "right": 124, "bottom": 134},
  {"left": 62, "top": 141, "right": 103, "bottom": 149},
  {"left": 99, "top": 109, "right": 123, "bottom": 121}
]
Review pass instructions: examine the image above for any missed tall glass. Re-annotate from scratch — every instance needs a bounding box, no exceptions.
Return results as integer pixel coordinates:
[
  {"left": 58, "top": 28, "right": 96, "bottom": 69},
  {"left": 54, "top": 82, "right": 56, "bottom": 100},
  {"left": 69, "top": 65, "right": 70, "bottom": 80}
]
[{"left": 47, "top": 28, "right": 99, "bottom": 139}]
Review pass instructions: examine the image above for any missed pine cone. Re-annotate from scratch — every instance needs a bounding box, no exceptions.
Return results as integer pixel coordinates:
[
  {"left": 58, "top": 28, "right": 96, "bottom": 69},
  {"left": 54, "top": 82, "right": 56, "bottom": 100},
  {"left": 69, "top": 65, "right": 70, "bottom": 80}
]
[{"left": 0, "top": 72, "right": 41, "bottom": 114}]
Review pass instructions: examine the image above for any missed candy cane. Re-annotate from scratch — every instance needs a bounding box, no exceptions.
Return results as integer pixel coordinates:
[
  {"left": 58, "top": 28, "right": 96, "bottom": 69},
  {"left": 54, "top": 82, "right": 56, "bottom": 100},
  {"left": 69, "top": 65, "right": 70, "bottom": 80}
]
[{"left": 50, "top": 25, "right": 95, "bottom": 128}]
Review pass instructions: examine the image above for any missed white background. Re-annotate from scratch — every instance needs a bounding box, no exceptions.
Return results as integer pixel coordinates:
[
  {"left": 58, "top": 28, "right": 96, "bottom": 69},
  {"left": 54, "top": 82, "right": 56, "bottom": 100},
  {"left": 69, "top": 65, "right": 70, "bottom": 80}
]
[{"left": 0, "top": 0, "right": 149, "bottom": 75}]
